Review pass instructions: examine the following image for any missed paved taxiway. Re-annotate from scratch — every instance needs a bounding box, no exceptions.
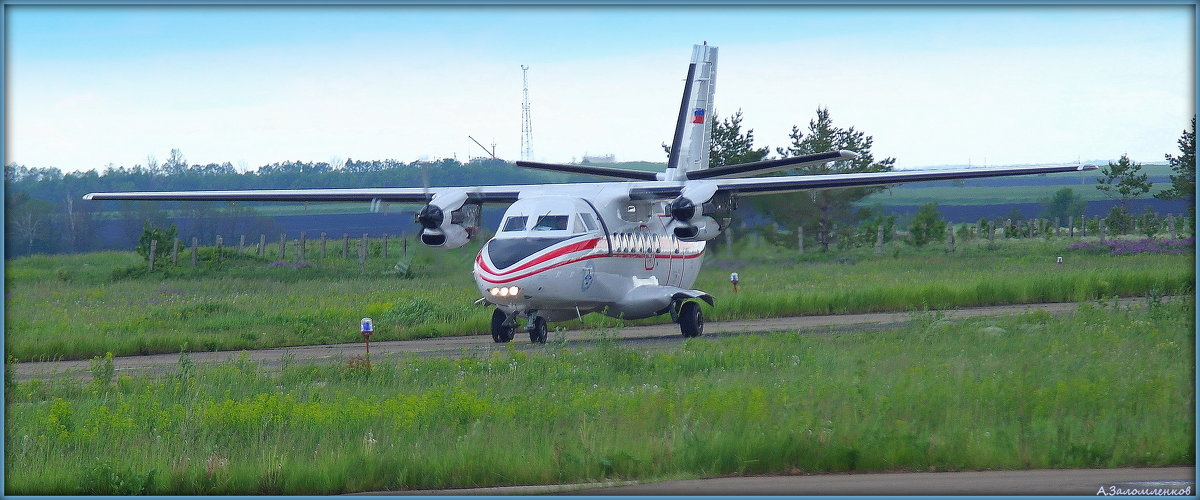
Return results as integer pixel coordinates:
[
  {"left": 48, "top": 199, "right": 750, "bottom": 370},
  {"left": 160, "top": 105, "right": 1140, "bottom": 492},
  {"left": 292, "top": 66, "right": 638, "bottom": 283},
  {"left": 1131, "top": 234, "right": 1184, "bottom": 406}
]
[
  {"left": 361, "top": 467, "right": 1194, "bottom": 496},
  {"left": 16, "top": 297, "right": 1152, "bottom": 381}
]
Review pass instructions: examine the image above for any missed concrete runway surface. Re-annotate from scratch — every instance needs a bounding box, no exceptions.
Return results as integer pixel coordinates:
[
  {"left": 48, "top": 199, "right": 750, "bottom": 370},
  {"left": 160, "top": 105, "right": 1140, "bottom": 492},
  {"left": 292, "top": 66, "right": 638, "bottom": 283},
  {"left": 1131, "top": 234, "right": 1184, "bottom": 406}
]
[
  {"left": 17, "top": 297, "right": 1153, "bottom": 381},
  {"left": 358, "top": 467, "right": 1195, "bottom": 496}
]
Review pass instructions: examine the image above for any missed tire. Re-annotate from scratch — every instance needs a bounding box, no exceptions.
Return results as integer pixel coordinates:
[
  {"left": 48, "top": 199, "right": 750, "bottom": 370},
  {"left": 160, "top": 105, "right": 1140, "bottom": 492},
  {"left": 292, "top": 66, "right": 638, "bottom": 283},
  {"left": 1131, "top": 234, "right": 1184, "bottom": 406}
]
[
  {"left": 529, "top": 316, "right": 548, "bottom": 344},
  {"left": 679, "top": 301, "right": 703, "bottom": 338},
  {"left": 491, "top": 309, "right": 514, "bottom": 343}
]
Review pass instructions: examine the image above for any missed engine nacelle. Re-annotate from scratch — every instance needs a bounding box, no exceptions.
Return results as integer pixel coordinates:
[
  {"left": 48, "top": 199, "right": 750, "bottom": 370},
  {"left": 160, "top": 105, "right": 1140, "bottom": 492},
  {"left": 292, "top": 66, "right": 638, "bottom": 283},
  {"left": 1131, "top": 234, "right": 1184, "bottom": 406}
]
[
  {"left": 416, "top": 197, "right": 480, "bottom": 250},
  {"left": 421, "top": 223, "right": 471, "bottom": 249},
  {"left": 673, "top": 216, "right": 722, "bottom": 242}
]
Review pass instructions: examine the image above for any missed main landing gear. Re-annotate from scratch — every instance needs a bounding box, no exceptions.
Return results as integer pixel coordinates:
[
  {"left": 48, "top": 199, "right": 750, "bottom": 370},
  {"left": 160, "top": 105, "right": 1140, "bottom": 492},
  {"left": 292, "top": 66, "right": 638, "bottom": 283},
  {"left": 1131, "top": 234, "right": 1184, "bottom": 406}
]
[
  {"left": 673, "top": 300, "right": 704, "bottom": 338},
  {"left": 527, "top": 313, "right": 548, "bottom": 344},
  {"left": 490, "top": 309, "right": 548, "bottom": 344}
]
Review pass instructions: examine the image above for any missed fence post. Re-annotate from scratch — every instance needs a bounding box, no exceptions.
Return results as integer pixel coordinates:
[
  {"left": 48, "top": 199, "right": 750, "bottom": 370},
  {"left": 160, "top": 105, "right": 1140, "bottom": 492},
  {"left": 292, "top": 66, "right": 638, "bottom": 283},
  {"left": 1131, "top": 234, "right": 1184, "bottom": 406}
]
[
  {"left": 403, "top": 233, "right": 408, "bottom": 257},
  {"left": 1080, "top": 215, "right": 1087, "bottom": 237},
  {"left": 299, "top": 232, "right": 307, "bottom": 262},
  {"left": 988, "top": 220, "right": 994, "bottom": 242},
  {"left": 945, "top": 225, "right": 955, "bottom": 253},
  {"left": 874, "top": 224, "right": 884, "bottom": 255},
  {"left": 239, "top": 234, "right": 245, "bottom": 253},
  {"left": 359, "top": 233, "right": 368, "bottom": 272},
  {"left": 1068, "top": 216, "right": 1074, "bottom": 237},
  {"left": 149, "top": 239, "right": 157, "bottom": 272},
  {"left": 1169, "top": 214, "right": 1177, "bottom": 239},
  {"left": 343, "top": 233, "right": 350, "bottom": 259},
  {"left": 383, "top": 233, "right": 389, "bottom": 259},
  {"left": 279, "top": 233, "right": 287, "bottom": 259},
  {"left": 172, "top": 237, "right": 180, "bottom": 266},
  {"left": 191, "top": 237, "right": 199, "bottom": 267},
  {"left": 216, "top": 236, "right": 223, "bottom": 264},
  {"left": 1100, "top": 220, "right": 1107, "bottom": 241},
  {"left": 1054, "top": 217, "right": 1061, "bottom": 237},
  {"left": 321, "top": 232, "right": 328, "bottom": 259},
  {"left": 258, "top": 234, "right": 266, "bottom": 257}
]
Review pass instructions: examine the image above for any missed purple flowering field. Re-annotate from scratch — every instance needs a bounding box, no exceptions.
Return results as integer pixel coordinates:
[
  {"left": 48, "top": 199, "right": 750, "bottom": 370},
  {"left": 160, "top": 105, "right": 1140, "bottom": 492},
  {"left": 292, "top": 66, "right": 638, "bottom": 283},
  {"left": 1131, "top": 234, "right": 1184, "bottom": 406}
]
[{"left": 1067, "top": 237, "right": 1195, "bottom": 256}]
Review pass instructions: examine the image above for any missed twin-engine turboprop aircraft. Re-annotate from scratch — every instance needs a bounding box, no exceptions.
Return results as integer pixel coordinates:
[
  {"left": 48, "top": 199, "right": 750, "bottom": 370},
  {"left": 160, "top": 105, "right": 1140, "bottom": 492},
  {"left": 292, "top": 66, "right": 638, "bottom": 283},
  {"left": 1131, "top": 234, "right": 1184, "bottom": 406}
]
[{"left": 86, "top": 43, "right": 1096, "bottom": 343}]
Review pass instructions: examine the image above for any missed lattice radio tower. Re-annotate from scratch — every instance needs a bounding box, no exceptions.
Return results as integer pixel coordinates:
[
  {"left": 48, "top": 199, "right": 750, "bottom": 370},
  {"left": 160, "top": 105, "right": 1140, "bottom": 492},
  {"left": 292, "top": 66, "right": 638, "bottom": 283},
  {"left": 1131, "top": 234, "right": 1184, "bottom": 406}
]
[{"left": 520, "top": 65, "right": 534, "bottom": 161}]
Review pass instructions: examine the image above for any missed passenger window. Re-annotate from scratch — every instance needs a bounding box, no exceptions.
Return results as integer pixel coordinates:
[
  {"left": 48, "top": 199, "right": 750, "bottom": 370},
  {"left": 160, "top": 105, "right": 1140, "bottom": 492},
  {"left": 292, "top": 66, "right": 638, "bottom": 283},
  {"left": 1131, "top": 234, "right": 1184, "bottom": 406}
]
[
  {"left": 533, "top": 215, "right": 569, "bottom": 231},
  {"left": 501, "top": 216, "right": 528, "bottom": 232}
]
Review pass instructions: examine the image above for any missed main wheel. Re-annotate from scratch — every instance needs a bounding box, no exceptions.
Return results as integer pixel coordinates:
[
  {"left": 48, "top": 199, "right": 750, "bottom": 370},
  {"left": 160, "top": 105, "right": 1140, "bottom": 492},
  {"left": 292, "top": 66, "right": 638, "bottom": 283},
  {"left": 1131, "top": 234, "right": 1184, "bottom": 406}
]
[
  {"left": 491, "top": 309, "right": 515, "bottom": 343},
  {"left": 529, "top": 316, "right": 548, "bottom": 344},
  {"left": 679, "top": 301, "right": 703, "bottom": 338}
]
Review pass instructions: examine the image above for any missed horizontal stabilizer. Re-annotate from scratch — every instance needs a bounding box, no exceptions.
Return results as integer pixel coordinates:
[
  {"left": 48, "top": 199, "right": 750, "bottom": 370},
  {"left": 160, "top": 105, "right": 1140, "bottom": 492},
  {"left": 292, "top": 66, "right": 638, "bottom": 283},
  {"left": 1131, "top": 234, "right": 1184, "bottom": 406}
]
[
  {"left": 687, "top": 150, "right": 858, "bottom": 180},
  {"left": 514, "top": 161, "right": 659, "bottom": 181}
]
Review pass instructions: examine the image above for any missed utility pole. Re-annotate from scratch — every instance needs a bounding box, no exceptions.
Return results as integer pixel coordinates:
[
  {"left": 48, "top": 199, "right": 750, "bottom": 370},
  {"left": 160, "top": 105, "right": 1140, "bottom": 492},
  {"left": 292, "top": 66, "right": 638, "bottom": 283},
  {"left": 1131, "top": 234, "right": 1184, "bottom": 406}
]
[{"left": 521, "top": 65, "right": 534, "bottom": 161}]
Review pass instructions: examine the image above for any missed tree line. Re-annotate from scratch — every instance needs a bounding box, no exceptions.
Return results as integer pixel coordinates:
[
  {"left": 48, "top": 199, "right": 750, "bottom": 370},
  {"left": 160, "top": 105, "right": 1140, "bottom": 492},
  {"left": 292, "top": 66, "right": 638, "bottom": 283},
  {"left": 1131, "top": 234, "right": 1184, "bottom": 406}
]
[
  {"left": 5, "top": 154, "right": 568, "bottom": 257},
  {"left": 697, "top": 108, "right": 1194, "bottom": 253},
  {"left": 6, "top": 111, "right": 1194, "bottom": 258}
]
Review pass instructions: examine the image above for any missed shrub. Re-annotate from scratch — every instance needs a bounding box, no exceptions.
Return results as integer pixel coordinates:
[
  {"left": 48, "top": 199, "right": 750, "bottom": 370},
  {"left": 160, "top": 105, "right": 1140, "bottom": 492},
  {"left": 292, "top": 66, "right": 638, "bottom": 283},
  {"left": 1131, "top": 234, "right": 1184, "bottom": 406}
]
[
  {"left": 906, "top": 202, "right": 946, "bottom": 247},
  {"left": 89, "top": 352, "right": 115, "bottom": 387},
  {"left": 136, "top": 222, "right": 177, "bottom": 265}
]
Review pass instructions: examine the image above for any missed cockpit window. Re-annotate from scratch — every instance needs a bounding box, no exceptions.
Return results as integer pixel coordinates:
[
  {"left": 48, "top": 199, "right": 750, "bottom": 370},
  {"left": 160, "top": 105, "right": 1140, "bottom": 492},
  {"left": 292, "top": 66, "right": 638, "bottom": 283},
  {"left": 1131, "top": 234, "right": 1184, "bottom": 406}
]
[
  {"left": 501, "top": 216, "right": 528, "bottom": 232},
  {"left": 579, "top": 213, "right": 598, "bottom": 232},
  {"left": 533, "top": 215, "right": 569, "bottom": 231}
]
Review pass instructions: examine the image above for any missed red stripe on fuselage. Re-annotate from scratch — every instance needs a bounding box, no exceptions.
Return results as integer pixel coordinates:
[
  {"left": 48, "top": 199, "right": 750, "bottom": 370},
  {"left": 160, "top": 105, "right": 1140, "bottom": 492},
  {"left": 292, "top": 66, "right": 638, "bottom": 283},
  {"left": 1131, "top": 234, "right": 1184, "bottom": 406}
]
[
  {"left": 475, "top": 251, "right": 704, "bottom": 284},
  {"left": 476, "top": 237, "right": 601, "bottom": 276}
]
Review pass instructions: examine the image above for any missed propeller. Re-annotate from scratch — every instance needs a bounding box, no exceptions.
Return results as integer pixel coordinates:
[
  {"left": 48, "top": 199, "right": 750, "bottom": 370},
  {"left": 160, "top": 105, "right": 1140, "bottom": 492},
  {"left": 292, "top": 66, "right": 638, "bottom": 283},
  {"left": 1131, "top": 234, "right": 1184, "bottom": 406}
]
[
  {"left": 415, "top": 163, "right": 441, "bottom": 230},
  {"left": 668, "top": 196, "right": 696, "bottom": 223},
  {"left": 417, "top": 204, "right": 444, "bottom": 229}
]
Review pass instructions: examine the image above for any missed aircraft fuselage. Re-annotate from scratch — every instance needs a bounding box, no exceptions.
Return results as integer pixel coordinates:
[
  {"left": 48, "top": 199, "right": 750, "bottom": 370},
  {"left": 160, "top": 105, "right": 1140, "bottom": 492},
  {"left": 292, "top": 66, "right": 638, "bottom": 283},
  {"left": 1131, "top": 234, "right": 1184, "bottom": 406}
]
[{"left": 473, "top": 191, "right": 707, "bottom": 322}]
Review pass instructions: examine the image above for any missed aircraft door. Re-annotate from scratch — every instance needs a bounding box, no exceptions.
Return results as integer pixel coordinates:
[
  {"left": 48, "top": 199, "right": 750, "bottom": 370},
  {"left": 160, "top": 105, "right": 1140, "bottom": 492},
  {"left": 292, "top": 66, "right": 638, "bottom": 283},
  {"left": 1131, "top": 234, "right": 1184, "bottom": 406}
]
[{"left": 667, "top": 237, "right": 682, "bottom": 286}]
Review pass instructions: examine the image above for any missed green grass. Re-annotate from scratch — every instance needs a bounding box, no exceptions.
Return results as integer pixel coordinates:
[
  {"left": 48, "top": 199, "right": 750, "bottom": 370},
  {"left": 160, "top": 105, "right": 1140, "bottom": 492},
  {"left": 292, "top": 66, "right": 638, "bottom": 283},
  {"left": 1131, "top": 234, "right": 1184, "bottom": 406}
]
[
  {"left": 4, "top": 297, "right": 1192, "bottom": 494},
  {"left": 4, "top": 235, "right": 1192, "bottom": 361}
]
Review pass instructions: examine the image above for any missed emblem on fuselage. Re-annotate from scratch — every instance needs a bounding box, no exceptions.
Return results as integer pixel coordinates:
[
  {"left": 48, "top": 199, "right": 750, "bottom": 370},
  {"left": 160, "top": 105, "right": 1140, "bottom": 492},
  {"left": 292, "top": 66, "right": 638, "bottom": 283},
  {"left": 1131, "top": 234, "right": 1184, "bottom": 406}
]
[{"left": 581, "top": 263, "right": 595, "bottom": 292}]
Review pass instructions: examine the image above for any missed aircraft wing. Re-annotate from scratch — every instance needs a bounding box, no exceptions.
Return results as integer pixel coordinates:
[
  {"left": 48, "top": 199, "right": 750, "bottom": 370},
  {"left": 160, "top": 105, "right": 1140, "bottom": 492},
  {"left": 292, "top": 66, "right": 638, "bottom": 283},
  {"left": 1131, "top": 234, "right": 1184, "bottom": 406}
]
[
  {"left": 84, "top": 164, "right": 1096, "bottom": 205},
  {"left": 628, "top": 164, "right": 1098, "bottom": 200},
  {"left": 83, "top": 186, "right": 524, "bottom": 204}
]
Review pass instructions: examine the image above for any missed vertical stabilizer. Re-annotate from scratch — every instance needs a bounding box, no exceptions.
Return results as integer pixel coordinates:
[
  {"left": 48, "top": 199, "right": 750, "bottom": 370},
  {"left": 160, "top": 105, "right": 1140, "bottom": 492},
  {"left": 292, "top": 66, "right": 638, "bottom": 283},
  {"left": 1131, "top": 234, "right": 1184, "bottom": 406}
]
[{"left": 665, "top": 43, "right": 718, "bottom": 181}]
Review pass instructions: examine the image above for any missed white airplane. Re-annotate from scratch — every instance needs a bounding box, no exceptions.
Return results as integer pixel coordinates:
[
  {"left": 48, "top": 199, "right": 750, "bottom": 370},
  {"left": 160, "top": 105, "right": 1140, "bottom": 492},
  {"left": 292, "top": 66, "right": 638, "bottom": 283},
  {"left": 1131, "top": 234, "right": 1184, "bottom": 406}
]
[{"left": 86, "top": 43, "right": 1096, "bottom": 344}]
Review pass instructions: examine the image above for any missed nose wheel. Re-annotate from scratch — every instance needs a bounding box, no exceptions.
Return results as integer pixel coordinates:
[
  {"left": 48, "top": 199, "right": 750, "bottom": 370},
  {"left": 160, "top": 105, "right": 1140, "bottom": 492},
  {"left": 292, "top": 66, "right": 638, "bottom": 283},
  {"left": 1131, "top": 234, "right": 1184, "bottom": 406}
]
[{"left": 491, "top": 309, "right": 516, "bottom": 343}]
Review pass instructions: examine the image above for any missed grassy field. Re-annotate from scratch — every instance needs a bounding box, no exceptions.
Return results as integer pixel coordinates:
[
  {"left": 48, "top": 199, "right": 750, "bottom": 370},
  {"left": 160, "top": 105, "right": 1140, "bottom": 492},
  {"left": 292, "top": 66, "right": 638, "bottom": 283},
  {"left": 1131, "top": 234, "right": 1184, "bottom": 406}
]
[
  {"left": 4, "top": 235, "right": 1193, "bottom": 361},
  {"left": 4, "top": 297, "right": 1192, "bottom": 494}
]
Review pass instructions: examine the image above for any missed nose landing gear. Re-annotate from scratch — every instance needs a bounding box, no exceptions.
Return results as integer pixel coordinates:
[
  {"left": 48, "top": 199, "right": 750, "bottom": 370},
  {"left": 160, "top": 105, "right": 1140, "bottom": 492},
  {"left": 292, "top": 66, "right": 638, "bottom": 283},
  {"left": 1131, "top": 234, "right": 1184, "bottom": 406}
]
[{"left": 490, "top": 309, "right": 516, "bottom": 343}]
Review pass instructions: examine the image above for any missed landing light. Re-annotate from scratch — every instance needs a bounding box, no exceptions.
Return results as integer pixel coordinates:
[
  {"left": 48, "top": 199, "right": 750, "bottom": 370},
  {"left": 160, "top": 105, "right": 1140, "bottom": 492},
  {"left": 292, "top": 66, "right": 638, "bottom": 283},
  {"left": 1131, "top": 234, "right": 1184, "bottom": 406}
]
[{"left": 488, "top": 286, "right": 519, "bottom": 297}]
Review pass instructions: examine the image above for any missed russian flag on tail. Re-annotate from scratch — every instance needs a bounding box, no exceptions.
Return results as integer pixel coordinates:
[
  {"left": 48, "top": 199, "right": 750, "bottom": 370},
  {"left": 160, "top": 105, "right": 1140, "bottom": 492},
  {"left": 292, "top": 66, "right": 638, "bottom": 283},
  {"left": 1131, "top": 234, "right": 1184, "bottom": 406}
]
[{"left": 692, "top": 108, "right": 705, "bottom": 124}]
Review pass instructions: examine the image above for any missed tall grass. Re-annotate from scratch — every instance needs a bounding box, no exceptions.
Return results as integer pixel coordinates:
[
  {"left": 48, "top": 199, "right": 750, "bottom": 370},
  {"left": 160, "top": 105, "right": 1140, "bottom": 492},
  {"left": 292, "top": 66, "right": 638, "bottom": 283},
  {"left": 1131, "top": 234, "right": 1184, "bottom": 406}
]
[
  {"left": 4, "top": 298, "right": 1192, "bottom": 494},
  {"left": 5, "top": 237, "right": 1192, "bottom": 360}
]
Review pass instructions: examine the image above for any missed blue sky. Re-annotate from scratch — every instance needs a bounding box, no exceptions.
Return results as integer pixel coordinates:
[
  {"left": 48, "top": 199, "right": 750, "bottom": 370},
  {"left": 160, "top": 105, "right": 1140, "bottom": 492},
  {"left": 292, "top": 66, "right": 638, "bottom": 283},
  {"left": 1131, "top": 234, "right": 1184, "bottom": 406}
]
[{"left": 6, "top": 5, "right": 1194, "bottom": 172}]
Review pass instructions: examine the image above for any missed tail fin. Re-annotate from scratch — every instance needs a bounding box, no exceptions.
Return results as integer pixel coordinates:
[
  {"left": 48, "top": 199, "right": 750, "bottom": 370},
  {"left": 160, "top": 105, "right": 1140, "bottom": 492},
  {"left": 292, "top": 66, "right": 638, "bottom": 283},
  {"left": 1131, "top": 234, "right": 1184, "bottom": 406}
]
[{"left": 665, "top": 43, "right": 718, "bottom": 181}]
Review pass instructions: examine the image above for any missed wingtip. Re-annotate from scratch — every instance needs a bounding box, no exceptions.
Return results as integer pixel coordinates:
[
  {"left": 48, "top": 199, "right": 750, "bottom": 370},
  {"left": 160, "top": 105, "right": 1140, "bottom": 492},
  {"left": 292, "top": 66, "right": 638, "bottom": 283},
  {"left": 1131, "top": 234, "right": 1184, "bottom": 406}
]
[
  {"left": 82, "top": 193, "right": 94, "bottom": 200},
  {"left": 1079, "top": 164, "right": 1099, "bottom": 171},
  {"left": 838, "top": 149, "right": 860, "bottom": 159}
]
